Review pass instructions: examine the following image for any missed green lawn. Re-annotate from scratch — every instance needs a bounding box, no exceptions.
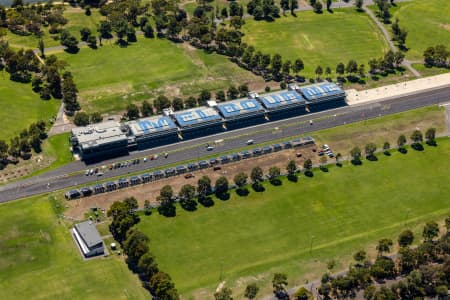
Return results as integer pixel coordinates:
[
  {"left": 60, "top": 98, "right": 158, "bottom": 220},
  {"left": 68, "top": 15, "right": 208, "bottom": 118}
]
[
  {"left": 389, "top": 0, "right": 450, "bottom": 61},
  {"left": 0, "top": 72, "right": 60, "bottom": 141},
  {"left": 138, "top": 138, "right": 450, "bottom": 298},
  {"left": 242, "top": 9, "right": 388, "bottom": 78},
  {"left": 58, "top": 38, "right": 261, "bottom": 114},
  {"left": 4, "top": 7, "right": 104, "bottom": 50},
  {"left": 0, "top": 195, "right": 148, "bottom": 300}
]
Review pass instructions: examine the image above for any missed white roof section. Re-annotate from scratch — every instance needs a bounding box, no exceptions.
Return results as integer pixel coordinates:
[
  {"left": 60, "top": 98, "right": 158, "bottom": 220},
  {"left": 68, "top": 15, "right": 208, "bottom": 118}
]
[{"left": 71, "top": 121, "right": 127, "bottom": 149}]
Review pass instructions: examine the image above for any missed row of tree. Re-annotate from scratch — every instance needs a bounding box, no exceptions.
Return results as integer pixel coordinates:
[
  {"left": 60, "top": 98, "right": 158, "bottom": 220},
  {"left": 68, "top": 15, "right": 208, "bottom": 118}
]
[
  {"left": 349, "top": 128, "right": 437, "bottom": 164},
  {"left": 0, "top": 120, "right": 47, "bottom": 169},
  {"left": 107, "top": 198, "right": 179, "bottom": 299}
]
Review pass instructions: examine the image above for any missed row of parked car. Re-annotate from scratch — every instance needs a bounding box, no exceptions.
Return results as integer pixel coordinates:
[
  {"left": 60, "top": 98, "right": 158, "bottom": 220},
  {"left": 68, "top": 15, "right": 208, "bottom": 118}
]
[{"left": 65, "top": 136, "right": 315, "bottom": 200}]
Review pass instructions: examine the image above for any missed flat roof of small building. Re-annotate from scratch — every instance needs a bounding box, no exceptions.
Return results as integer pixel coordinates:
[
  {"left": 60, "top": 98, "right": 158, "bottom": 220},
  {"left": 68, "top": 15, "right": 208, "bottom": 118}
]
[
  {"left": 173, "top": 107, "right": 222, "bottom": 127},
  {"left": 71, "top": 121, "right": 128, "bottom": 149},
  {"left": 127, "top": 116, "right": 177, "bottom": 137},
  {"left": 216, "top": 98, "right": 265, "bottom": 118},
  {"left": 299, "top": 82, "right": 345, "bottom": 101},
  {"left": 74, "top": 221, "right": 103, "bottom": 248},
  {"left": 259, "top": 90, "right": 306, "bottom": 109}
]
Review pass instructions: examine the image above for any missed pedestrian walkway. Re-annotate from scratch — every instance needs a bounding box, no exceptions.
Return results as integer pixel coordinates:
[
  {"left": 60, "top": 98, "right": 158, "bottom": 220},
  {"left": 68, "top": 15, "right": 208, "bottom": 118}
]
[{"left": 346, "top": 73, "right": 450, "bottom": 105}]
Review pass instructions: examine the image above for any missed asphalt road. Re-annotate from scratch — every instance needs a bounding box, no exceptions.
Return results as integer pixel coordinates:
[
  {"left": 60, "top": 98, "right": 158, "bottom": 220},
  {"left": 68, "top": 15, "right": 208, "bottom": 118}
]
[{"left": 1, "top": 85, "right": 449, "bottom": 202}]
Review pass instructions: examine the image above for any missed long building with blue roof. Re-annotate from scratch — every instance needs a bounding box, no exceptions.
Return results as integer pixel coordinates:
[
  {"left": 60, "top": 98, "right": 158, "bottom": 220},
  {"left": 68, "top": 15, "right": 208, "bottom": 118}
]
[
  {"left": 298, "top": 82, "right": 346, "bottom": 110},
  {"left": 216, "top": 98, "right": 266, "bottom": 129},
  {"left": 127, "top": 116, "right": 179, "bottom": 149},
  {"left": 256, "top": 90, "right": 307, "bottom": 119},
  {"left": 172, "top": 107, "right": 224, "bottom": 138}
]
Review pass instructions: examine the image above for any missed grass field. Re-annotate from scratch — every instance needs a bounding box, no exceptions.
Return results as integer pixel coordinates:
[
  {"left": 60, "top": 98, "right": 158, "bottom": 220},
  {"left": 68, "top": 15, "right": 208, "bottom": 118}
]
[
  {"left": 58, "top": 38, "right": 262, "bottom": 114},
  {"left": 4, "top": 7, "right": 104, "bottom": 50},
  {"left": 0, "top": 195, "right": 149, "bottom": 300},
  {"left": 389, "top": 0, "right": 450, "bottom": 61},
  {"left": 0, "top": 72, "right": 60, "bottom": 141},
  {"left": 137, "top": 138, "right": 450, "bottom": 298},
  {"left": 242, "top": 9, "right": 388, "bottom": 78}
]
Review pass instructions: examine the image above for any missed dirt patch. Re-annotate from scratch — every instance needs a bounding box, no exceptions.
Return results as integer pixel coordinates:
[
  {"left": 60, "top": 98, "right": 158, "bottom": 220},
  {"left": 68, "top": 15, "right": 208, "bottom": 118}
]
[
  {"left": 65, "top": 145, "right": 321, "bottom": 219},
  {"left": 439, "top": 23, "right": 450, "bottom": 31}
]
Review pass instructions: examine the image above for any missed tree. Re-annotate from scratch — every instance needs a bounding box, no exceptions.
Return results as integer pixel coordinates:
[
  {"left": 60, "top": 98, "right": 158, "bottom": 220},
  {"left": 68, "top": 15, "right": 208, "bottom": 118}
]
[
  {"left": 397, "top": 134, "right": 407, "bottom": 149},
  {"left": 172, "top": 97, "right": 184, "bottom": 111},
  {"left": 238, "top": 84, "right": 249, "bottom": 98},
  {"left": 268, "top": 166, "right": 280, "bottom": 180},
  {"left": 149, "top": 272, "right": 179, "bottom": 300},
  {"left": 410, "top": 129, "right": 423, "bottom": 144},
  {"left": 80, "top": 27, "right": 91, "bottom": 42},
  {"left": 90, "top": 112, "right": 102, "bottom": 123},
  {"left": 425, "top": 128, "right": 436, "bottom": 145},
  {"left": 293, "top": 287, "right": 313, "bottom": 300},
  {"left": 353, "top": 250, "right": 367, "bottom": 264},
  {"left": 143, "top": 23, "right": 155, "bottom": 38},
  {"left": 244, "top": 283, "right": 259, "bottom": 299},
  {"left": 272, "top": 273, "right": 288, "bottom": 295},
  {"left": 38, "top": 39, "right": 45, "bottom": 58},
  {"left": 198, "top": 90, "right": 211, "bottom": 105},
  {"left": 290, "top": 0, "right": 298, "bottom": 14},
  {"left": 335, "top": 152, "right": 342, "bottom": 165},
  {"left": 215, "top": 176, "right": 229, "bottom": 197},
  {"left": 346, "top": 59, "right": 358, "bottom": 75},
  {"left": 126, "top": 104, "right": 140, "bottom": 120},
  {"left": 319, "top": 155, "right": 327, "bottom": 170},
  {"left": 370, "top": 257, "right": 396, "bottom": 280},
  {"left": 154, "top": 95, "right": 171, "bottom": 112},
  {"left": 376, "top": 238, "right": 393, "bottom": 256},
  {"left": 74, "top": 112, "right": 90, "bottom": 126},
  {"left": 280, "top": 0, "right": 290, "bottom": 13},
  {"left": 286, "top": 160, "right": 297, "bottom": 175},
  {"left": 234, "top": 172, "right": 248, "bottom": 190},
  {"left": 398, "top": 229, "right": 414, "bottom": 247},
  {"left": 214, "top": 287, "right": 233, "bottom": 300},
  {"left": 141, "top": 100, "right": 153, "bottom": 117},
  {"left": 227, "top": 86, "right": 239, "bottom": 99},
  {"left": 250, "top": 166, "right": 264, "bottom": 184},
  {"left": 215, "top": 90, "right": 226, "bottom": 102},
  {"left": 355, "top": 0, "right": 363, "bottom": 11},
  {"left": 138, "top": 252, "right": 159, "bottom": 280},
  {"left": 315, "top": 65, "right": 323, "bottom": 79},
  {"left": 60, "top": 30, "right": 79, "bottom": 52},
  {"left": 365, "top": 143, "right": 377, "bottom": 159},
  {"left": 383, "top": 141, "right": 390, "bottom": 154},
  {"left": 303, "top": 159, "right": 312, "bottom": 171},
  {"left": 336, "top": 62, "right": 345, "bottom": 78},
  {"left": 423, "top": 46, "right": 436, "bottom": 67},
  {"left": 422, "top": 221, "right": 439, "bottom": 242},
  {"left": 157, "top": 185, "right": 176, "bottom": 217},
  {"left": 271, "top": 53, "right": 283, "bottom": 74},
  {"left": 326, "top": 0, "right": 332, "bottom": 11},
  {"left": 87, "top": 35, "right": 97, "bottom": 48},
  {"left": 123, "top": 228, "right": 149, "bottom": 267},
  {"left": 197, "top": 175, "right": 212, "bottom": 198},
  {"left": 291, "top": 58, "right": 304, "bottom": 77},
  {"left": 179, "top": 184, "right": 197, "bottom": 211},
  {"left": 350, "top": 146, "right": 362, "bottom": 163},
  {"left": 325, "top": 66, "right": 332, "bottom": 78},
  {"left": 313, "top": 1, "right": 322, "bottom": 13}
]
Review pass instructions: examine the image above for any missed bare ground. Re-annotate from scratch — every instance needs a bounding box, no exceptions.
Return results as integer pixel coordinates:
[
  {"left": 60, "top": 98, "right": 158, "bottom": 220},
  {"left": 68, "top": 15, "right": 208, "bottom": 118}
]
[{"left": 65, "top": 145, "right": 318, "bottom": 219}]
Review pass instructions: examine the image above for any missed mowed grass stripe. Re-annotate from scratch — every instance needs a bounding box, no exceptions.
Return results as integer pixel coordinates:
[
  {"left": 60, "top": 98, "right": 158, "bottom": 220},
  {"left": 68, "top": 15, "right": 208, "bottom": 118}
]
[
  {"left": 242, "top": 9, "right": 388, "bottom": 77},
  {"left": 137, "top": 138, "right": 450, "bottom": 295},
  {"left": 0, "top": 73, "right": 60, "bottom": 141}
]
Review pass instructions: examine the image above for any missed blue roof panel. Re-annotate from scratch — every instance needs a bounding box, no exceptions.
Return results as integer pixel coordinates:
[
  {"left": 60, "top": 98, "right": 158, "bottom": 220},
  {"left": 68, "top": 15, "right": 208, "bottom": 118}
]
[
  {"left": 133, "top": 116, "right": 177, "bottom": 135},
  {"left": 174, "top": 107, "right": 222, "bottom": 127},
  {"left": 217, "top": 98, "right": 264, "bottom": 118},
  {"left": 259, "top": 91, "right": 305, "bottom": 109},
  {"left": 299, "top": 83, "right": 345, "bottom": 101}
]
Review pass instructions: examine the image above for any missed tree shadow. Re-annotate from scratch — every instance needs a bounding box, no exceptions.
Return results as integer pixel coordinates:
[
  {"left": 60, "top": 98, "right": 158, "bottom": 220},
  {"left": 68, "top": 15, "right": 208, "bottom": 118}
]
[
  {"left": 320, "top": 166, "right": 329, "bottom": 172},
  {"left": 383, "top": 151, "right": 391, "bottom": 156},
  {"left": 236, "top": 188, "right": 249, "bottom": 197},
  {"left": 336, "top": 162, "right": 343, "bottom": 168},
  {"left": 366, "top": 155, "right": 378, "bottom": 161},
  {"left": 351, "top": 159, "right": 363, "bottom": 166},
  {"left": 252, "top": 183, "right": 265, "bottom": 192},
  {"left": 426, "top": 140, "right": 437, "bottom": 147},
  {"left": 270, "top": 178, "right": 282, "bottom": 186},
  {"left": 398, "top": 147, "right": 408, "bottom": 154},
  {"left": 158, "top": 204, "right": 176, "bottom": 217},
  {"left": 411, "top": 143, "right": 424, "bottom": 151},
  {"left": 304, "top": 170, "right": 314, "bottom": 177},
  {"left": 216, "top": 192, "right": 230, "bottom": 201},
  {"left": 287, "top": 174, "right": 298, "bottom": 182},
  {"left": 64, "top": 47, "right": 80, "bottom": 54},
  {"left": 198, "top": 196, "right": 214, "bottom": 207},
  {"left": 180, "top": 200, "right": 198, "bottom": 212}
]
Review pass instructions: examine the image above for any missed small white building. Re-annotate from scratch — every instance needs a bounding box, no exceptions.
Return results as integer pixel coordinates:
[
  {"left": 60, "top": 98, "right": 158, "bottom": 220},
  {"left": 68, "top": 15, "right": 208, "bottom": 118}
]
[{"left": 72, "top": 221, "right": 104, "bottom": 258}]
